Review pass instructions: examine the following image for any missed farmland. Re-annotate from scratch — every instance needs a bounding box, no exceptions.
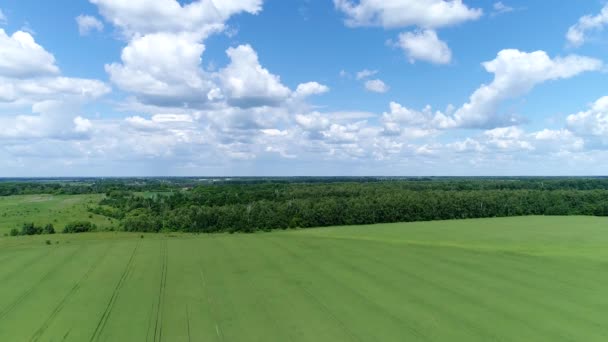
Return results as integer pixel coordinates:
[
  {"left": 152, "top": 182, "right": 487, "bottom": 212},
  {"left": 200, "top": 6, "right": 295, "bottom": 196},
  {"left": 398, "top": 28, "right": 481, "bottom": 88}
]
[{"left": 1, "top": 216, "right": 608, "bottom": 341}]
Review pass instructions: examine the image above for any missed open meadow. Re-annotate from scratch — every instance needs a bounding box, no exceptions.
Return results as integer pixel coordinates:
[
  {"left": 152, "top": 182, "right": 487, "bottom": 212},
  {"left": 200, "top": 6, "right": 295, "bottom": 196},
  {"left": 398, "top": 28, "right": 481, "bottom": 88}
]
[
  {"left": 0, "top": 194, "right": 117, "bottom": 235},
  {"left": 1, "top": 216, "right": 608, "bottom": 341}
]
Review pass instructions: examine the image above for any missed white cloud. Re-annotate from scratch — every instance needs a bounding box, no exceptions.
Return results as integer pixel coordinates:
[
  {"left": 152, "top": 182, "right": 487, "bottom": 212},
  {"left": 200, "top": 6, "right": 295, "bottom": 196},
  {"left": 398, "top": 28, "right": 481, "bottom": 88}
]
[
  {"left": 105, "top": 32, "right": 215, "bottom": 107},
  {"left": 294, "top": 82, "right": 330, "bottom": 98},
  {"left": 0, "top": 76, "right": 110, "bottom": 104},
  {"left": 356, "top": 69, "right": 377, "bottom": 80},
  {"left": 0, "top": 28, "right": 109, "bottom": 106},
  {"left": 0, "top": 9, "right": 6, "bottom": 25},
  {"left": 567, "top": 96, "right": 608, "bottom": 137},
  {"left": 452, "top": 49, "right": 602, "bottom": 128},
  {"left": 398, "top": 29, "right": 451, "bottom": 64},
  {"left": 364, "top": 79, "right": 389, "bottom": 93},
  {"left": 0, "top": 101, "right": 93, "bottom": 140},
  {"left": 0, "top": 29, "right": 59, "bottom": 78},
  {"left": 74, "top": 116, "right": 93, "bottom": 133},
  {"left": 295, "top": 112, "right": 331, "bottom": 132},
  {"left": 90, "top": 0, "right": 263, "bottom": 38},
  {"left": 76, "top": 15, "right": 104, "bottom": 36},
  {"left": 334, "top": 0, "right": 482, "bottom": 29},
  {"left": 219, "top": 44, "right": 291, "bottom": 108},
  {"left": 381, "top": 102, "right": 446, "bottom": 136},
  {"left": 378, "top": 50, "right": 602, "bottom": 132},
  {"left": 566, "top": 4, "right": 608, "bottom": 47}
]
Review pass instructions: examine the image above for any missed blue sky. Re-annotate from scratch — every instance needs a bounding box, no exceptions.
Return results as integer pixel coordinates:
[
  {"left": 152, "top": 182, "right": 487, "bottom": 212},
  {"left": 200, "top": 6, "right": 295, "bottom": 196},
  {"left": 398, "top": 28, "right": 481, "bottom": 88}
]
[{"left": 1, "top": 0, "right": 608, "bottom": 176}]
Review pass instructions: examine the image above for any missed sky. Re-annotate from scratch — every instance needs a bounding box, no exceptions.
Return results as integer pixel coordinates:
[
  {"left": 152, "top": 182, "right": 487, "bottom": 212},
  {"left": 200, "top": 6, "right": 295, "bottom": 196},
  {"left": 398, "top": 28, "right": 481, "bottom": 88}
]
[{"left": 1, "top": 0, "right": 608, "bottom": 176}]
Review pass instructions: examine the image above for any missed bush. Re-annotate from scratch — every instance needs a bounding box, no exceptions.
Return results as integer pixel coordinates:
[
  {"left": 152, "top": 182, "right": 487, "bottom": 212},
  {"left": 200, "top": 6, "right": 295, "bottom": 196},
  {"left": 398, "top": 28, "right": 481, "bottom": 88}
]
[
  {"left": 43, "top": 224, "right": 55, "bottom": 235},
  {"left": 20, "top": 223, "right": 42, "bottom": 236},
  {"left": 45, "top": 240, "right": 52, "bottom": 245},
  {"left": 9, "top": 228, "right": 19, "bottom": 237},
  {"left": 63, "top": 221, "right": 96, "bottom": 234}
]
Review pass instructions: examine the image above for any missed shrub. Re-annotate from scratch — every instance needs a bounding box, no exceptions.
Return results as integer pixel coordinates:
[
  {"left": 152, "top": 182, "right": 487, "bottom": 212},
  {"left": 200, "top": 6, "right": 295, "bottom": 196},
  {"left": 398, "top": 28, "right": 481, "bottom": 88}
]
[
  {"left": 9, "top": 228, "right": 19, "bottom": 237},
  {"left": 21, "top": 223, "right": 42, "bottom": 236},
  {"left": 45, "top": 240, "right": 51, "bottom": 245},
  {"left": 43, "top": 224, "right": 55, "bottom": 235},
  {"left": 63, "top": 221, "right": 96, "bottom": 234}
]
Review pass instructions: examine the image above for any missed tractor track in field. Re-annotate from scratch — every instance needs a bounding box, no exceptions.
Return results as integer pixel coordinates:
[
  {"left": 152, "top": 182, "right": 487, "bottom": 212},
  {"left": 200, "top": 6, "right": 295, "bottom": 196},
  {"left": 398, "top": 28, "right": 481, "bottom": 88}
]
[
  {"left": 222, "top": 239, "right": 294, "bottom": 342},
  {"left": 89, "top": 241, "right": 140, "bottom": 342},
  {"left": 186, "top": 305, "right": 192, "bottom": 342},
  {"left": 293, "top": 235, "right": 573, "bottom": 341},
  {"left": 153, "top": 240, "right": 168, "bottom": 342},
  {"left": 196, "top": 240, "right": 224, "bottom": 342},
  {"left": 0, "top": 245, "right": 85, "bottom": 321},
  {"left": 29, "top": 244, "right": 114, "bottom": 342},
  {"left": 260, "top": 237, "right": 364, "bottom": 342}
]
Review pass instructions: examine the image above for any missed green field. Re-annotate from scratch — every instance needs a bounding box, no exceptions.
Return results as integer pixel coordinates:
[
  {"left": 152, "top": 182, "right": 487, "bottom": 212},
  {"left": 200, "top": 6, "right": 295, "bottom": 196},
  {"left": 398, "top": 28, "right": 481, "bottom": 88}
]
[
  {"left": 0, "top": 194, "right": 117, "bottom": 235},
  {"left": 1, "top": 216, "right": 608, "bottom": 341}
]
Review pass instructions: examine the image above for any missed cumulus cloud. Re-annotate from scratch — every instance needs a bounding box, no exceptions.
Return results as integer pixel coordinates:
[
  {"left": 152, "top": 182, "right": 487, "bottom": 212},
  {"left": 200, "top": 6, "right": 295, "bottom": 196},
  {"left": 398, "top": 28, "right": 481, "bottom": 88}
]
[
  {"left": 334, "top": 1, "right": 479, "bottom": 66},
  {"left": 0, "top": 101, "right": 93, "bottom": 140},
  {"left": 334, "top": 0, "right": 482, "bottom": 29},
  {"left": 0, "top": 29, "right": 59, "bottom": 78},
  {"left": 452, "top": 49, "right": 602, "bottom": 128},
  {"left": 398, "top": 29, "right": 452, "bottom": 64},
  {"left": 567, "top": 96, "right": 608, "bottom": 137},
  {"left": 105, "top": 32, "right": 216, "bottom": 107},
  {"left": 294, "top": 82, "right": 330, "bottom": 98},
  {"left": 90, "top": 0, "right": 263, "bottom": 38},
  {"left": 364, "top": 79, "right": 389, "bottom": 93},
  {"left": 566, "top": 4, "right": 608, "bottom": 47},
  {"left": 0, "top": 28, "right": 109, "bottom": 106},
  {"left": 219, "top": 44, "right": 291, "bottom": 108},
  {"left": 380, "top": 49, "right": 602, "bottom": 132},
  {"left": 76, "top": 15, "right": 104, "bottom": 35}
]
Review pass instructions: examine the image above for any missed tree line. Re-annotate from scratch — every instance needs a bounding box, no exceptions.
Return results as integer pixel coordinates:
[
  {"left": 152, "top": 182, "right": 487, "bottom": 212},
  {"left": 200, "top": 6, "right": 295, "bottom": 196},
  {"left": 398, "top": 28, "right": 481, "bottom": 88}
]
[{"left": 89, "top": 180, "right": 608, "bottom": 233}]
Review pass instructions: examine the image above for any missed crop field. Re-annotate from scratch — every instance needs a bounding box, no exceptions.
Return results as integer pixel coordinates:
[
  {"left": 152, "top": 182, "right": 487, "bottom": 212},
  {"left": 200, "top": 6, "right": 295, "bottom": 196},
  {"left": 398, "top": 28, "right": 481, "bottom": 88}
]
[
  {"left": 0, "top": 194, "right": 116, "bottom": 235},
  {"left": 1, "top": 216, "right": 608, "bottom": 341}
]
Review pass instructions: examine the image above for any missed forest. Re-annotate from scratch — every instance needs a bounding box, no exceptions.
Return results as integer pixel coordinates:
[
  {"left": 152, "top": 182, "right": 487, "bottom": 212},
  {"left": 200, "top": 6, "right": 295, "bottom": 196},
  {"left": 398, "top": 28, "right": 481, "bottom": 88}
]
[{"left": 83, "top": 178, "right": 608, "bottom": 233}]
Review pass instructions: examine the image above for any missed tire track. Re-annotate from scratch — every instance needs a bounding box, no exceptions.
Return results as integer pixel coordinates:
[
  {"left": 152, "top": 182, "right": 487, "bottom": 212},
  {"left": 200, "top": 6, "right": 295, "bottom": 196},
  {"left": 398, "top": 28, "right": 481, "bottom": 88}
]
[
  {"left": 222, "top": 237, "right": 295, "bottom": 342},
  {"left": 89, "top": 241, "right": 140, "bottom": 342},
  {"left": 29, "top": 244, "right": 114, "bottom": 342},
  {"left": 196, "top": 239, "right": 224, "bottom": 342},
  {"left": 153, "top": 240, "right": 168, "bottom": 342},
  {"left": 0, "top": 245, "right": 85, "bottom": 321},
  {"left": 259, "top": 237, "right": 364, "bottom": 342},
  {"left": 290, "top": 235, "right": 570, "bottom": 341},
  {"left": 186, "top": 305, "right": 192, "bottom": 342}
]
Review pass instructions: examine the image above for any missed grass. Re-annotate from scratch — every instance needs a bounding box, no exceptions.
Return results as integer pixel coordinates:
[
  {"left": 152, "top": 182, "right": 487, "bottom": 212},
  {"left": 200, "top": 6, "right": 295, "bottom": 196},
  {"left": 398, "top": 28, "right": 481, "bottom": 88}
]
[
  {"left": 1, "top": 216, "right": 608, "bottom": 341},
  {"left": 0, "top": 194, "right": 117, "bottom": 235}
]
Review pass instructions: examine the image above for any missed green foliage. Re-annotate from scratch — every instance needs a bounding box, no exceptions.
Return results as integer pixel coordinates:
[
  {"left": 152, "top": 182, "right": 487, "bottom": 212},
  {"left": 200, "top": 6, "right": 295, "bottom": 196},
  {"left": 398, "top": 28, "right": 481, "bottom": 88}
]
[
  {"left": 121, "top": 208, "right": 162, "bottom": 232},
  {"left": 9, "top": 228, "right": 19, "bottom": 236},
  {"left": 63, "top": 221, "right": 96, "bottom": 234},
  {"left": 99, "top": 180, "right": 608, "bottom": 233},
  {"left": 43, "top": 224, "right": 55, "bottom": 235},
  {"left": 20, "top": 223, "right": 42, "bottom": 236}
]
